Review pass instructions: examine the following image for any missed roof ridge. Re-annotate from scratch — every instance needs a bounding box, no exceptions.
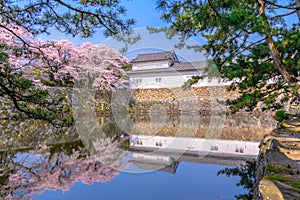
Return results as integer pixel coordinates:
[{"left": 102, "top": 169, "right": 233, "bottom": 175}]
[
  {"left": 131, "top": 50, "right": 179, "bottom": 63},
  {"left": 137, "top": 50, "right": 173, "bottom": 55}
]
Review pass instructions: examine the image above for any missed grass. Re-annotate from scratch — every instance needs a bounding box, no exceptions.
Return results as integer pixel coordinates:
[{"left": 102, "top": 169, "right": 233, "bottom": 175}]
[
  {"left": 265, "top": 175, "right": 300, "bottom": 188},
  {"left": 266, "top": 164, "right": 291, "bottom": 174},
  {"left": 288, "top": 187, "right": 300, "bottom": 194},
  {"left": 288, "top": 126, "right": 300, "bottom": 133},
  {"left": 281, "top": 122, "right": 293, "bottom": 128}
]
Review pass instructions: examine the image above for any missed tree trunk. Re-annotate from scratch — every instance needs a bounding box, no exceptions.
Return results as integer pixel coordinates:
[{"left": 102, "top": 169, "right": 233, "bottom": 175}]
[{"left": 258, "top": 0, "right": 300, "bottom": 100}]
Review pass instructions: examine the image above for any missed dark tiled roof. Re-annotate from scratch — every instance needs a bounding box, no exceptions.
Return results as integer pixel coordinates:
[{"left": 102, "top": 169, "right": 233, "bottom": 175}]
[
  {"left": 131, "top": 50, "right": 178, "bottom": 63},
  {"left": 171, "top": 61, "right": 207, "bottom": 71},
  {"left": 127, "top": 61, "right": 207, "bottom": 75},
  {"left": 130, "top": 159, "right": 179, "bottom": 174}
]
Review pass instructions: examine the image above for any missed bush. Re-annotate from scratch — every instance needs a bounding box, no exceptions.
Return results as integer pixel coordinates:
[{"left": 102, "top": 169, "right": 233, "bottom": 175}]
[{"left": 274, "top": 110, "right": 289, "bottom": 122}]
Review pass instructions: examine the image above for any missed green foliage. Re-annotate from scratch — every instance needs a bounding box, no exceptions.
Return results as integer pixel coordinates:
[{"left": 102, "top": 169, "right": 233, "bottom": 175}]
[
  {"left": 0, "top": 58, "right": 72, "bottom": 126},
  {"left": 49, "top": 140, "right": 85, "bottom": 156},
  {"left": 266, "top": 164, "right": 291, "bottom": 174},
  {"left": 183, "top": 61, "right": 221, "bottom": 89},
  {"left": 274, "top": 110, "right": 289, "bottom": 122},
  {"left": 122, "top": 63, "right": 133, "bottom": 71},
  {"left": 217, "top": 160, "right": 256, "bottom": 199},
  {"left": 156, "top": 0, "right": 300, "bottom": 112},
  {"left": 101, "top": 118, "right": 127, "bottom": 138},
  {"left": 288, "top": 187, "right": 300, "bottom": 194},
  {"left": 120, "top": 139, "right": 130, "bottom": 150},
  {"left": 265, "top": 175, "right": 300, "bottom": 188},
  {"left": 205, "top": 62, "right": 221, "bottom": 78},
  {"left": 182, "top": 75, "right": 202, "bottom": 89},
  {"left": 0, "top": 175, "right": 9, "bottom": 186},
  {"left": 0, "top": 0, "right": 134, "bottom": 37},
  {"left": 0, "top": 1, "right": 135, "bottom": 125}
]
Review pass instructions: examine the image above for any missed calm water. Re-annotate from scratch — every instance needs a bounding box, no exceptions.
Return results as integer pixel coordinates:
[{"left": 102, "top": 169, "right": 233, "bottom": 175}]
[
  {"left": 34, "top": 163, "right": 245, "bottom": 200},
  {"left": 0, "top": 114, "right": 276, "bottom": 200}
]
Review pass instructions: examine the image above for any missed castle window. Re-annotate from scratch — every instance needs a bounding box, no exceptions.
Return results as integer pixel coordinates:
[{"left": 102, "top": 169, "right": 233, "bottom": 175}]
[
  {"left": 210, "top": 145, "right": 218, "bottom": 151},
  {"left": 239, "top": 147, "right": 244, "bottom": 153},
  {"left": 235, "top": 147, "right": 244, "bottom": 153},
  {"left": 155, "top": 142, "right": 162, "bottom": 147},
  {"left": 135, "top": 79, "right": 142, "bottom": 84},
  {"left": 155, "top": 78, "right": 162, "bottom": 83},
  {"left": 136, "top": 140, "right": 143, "bottom": 145}
]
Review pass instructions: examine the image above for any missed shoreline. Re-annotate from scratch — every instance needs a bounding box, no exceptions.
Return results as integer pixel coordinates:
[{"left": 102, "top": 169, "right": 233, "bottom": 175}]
[{"left": 253, "top": 115, "right": 300, "bottom": 199}]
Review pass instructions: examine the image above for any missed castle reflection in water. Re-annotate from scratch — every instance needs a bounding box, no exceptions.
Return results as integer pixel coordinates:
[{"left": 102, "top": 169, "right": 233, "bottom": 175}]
[
  {"left": 109, "top": 113, "right": 277, "bottom": 173},
  {"left": 0, "top": 113, "right": 277, "bottom": 199}
]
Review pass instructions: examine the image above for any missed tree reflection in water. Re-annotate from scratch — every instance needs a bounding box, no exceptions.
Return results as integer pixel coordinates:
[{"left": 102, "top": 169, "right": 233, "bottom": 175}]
[
  {"left": 217, "top": 160, "right": 256, "bottom": 200},
  {"left": 0, "top": 139, "right": 127, "bottom": 200},
  {"left": 0, "top": 114, "right": 275, "bottom": 199}
]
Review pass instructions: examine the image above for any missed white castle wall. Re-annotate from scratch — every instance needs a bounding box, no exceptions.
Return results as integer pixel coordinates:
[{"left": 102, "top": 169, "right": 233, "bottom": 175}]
[
  {"left": 130, "top": 135, "right": 260, "bottom": 157},
  {"left": 129, "top": 74, "right": 232, "bottom": 89},
  {"left": 130, "top": 73, "right": 195, "bottom": 89},
  {"left": 132, "top": 61, "right": 170, "bottom": 70}
]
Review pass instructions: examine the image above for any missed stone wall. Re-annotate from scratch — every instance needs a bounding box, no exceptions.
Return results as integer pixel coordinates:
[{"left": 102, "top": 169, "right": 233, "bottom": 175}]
[
  {"left": 131, "top": 86, "right": 239, "bottom": 114},
  {"left": 130, "top": 114, "right": 276, "bottom": 142},
  {"left": 132, "top": 86, "right": 239, "bottom": 101},
  {"left": 253, "top": 115, "right": 300, "bottom": 199}
]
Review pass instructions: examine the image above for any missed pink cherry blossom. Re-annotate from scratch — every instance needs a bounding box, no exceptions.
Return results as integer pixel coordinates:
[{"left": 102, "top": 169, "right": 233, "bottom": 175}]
[{"left": 0, "top": 22, "right": 129, "bottom": 90}]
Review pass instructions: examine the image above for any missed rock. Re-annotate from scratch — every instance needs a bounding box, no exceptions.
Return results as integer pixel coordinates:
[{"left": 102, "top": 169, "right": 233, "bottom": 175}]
[
  {"left": 254, "top": 115, "right": 300, "bottom": 200},
  {"left": 259, "top": 179, "right": 284, "bottom": 200}
]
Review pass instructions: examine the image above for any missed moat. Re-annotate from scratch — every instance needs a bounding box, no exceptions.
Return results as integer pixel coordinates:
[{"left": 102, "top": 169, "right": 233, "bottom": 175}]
[{"left": 0, "top": 114, "right": 276, "bottom": 199}]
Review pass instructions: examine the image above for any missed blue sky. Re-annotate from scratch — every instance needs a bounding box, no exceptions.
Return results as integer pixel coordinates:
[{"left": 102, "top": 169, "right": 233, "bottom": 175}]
[
  {"left": 43, "top": 0, "right": 165, "bottom": 45},
  {"left": 40, "top": 0, "right": 188, "bottom": 61},
  {"left": 41, "top": 0, "right": 298, "bottom": 61},
  {"left": 43, "top": 0, "right": 299, "bottom": 45}
]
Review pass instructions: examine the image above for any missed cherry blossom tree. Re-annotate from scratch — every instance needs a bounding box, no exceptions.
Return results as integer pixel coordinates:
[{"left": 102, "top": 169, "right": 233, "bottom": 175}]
[
  {"left": 0, "top": 23, "right": 129, "bottom": 125},
  {"left": 0, "top": 0, "right": 135, "bottom": 124},
  {"left": 77, "top": 43, "right": 129, "bottom": 90}
]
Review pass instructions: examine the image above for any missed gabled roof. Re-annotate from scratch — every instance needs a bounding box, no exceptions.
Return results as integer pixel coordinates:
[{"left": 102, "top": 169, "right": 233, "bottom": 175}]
[{"left": 131, "top": 50, "right": 179, "bottom": 63}]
